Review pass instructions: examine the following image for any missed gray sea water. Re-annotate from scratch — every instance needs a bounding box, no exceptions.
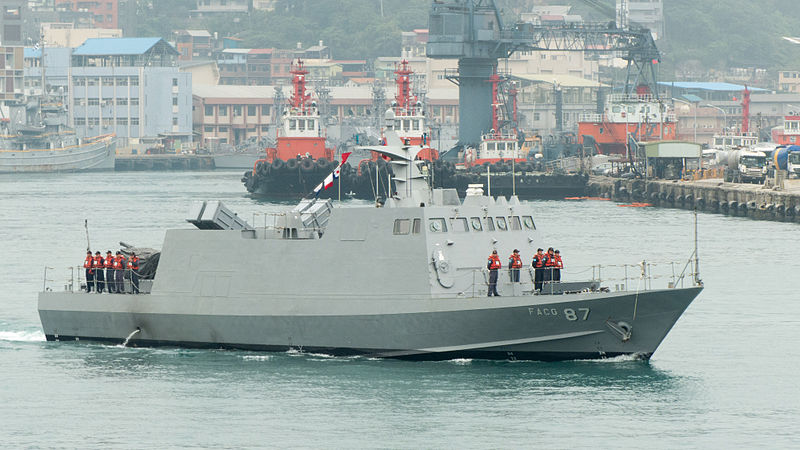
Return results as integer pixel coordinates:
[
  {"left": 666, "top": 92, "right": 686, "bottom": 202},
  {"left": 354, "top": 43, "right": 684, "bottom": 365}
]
[{"left": 1, "top": 170, "right": 799, "bottom": 448}]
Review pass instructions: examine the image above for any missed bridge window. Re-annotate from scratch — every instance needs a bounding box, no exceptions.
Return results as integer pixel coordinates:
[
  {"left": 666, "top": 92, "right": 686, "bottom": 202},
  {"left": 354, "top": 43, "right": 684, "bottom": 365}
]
[
  {"left": 298, "top": 120, "right": 305, "bottom": 131},
  {"left": 495, "top": 217, "right": 507, "bottom": 231},
  {"left": 393, "top": 219, "right": 411, "bottom": 235},
  {"left": 412, "top": 120, "right": 420, "bottom": 131},
  {"left": 510, "top": 216, "right": 522, "bottom": 230},
  {"left": 470, "top": 217, "right": 482, "bottom": 231},
  {"left": 412, "top": 218, "right": 421, "bottom": 234},
  {"left": 289, "top": 119, "right": 296, "bottom": 130},
  {"left": 429, "top": 218, "right": 447, "bottom": 232},
  {"left": 485, "top": 217, "right": 495, "bottom": 231},
  {"left": 451, "top": 217, "right": 469, "bottom": 232},
  {"left": 522, "top": 215, "right": 535, "bottom": 230},
  {"left": 487, "top": 142, "right": 496, "bottom": 151}
]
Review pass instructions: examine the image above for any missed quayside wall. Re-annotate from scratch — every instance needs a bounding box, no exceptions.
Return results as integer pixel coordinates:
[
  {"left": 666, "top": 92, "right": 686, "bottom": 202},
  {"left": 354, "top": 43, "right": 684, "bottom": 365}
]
[{"left": 586, "top": 176, "right": 800, "bottom": 223}]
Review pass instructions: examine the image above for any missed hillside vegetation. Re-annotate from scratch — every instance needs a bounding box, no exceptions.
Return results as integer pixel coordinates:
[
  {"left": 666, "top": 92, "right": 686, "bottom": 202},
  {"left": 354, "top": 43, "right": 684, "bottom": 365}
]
[{"left": 130, "top": 0, "right": 800, "bottom": 71}]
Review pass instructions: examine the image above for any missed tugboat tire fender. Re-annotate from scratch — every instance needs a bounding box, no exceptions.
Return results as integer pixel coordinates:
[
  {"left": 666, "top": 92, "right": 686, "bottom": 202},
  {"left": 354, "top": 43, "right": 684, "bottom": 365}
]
[
  {"left": 300, "top": 158, "right": 315, "bottom": 172},
  {"left": 286, "top": 158, "right": 299, "bottom": 170},
  {"left": 271, "top": 158, "right": 285, "bottom": 170}
]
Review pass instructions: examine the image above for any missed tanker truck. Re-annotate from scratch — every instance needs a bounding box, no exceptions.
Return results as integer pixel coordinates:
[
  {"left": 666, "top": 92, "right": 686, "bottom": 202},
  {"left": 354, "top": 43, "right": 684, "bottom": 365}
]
[
  {"left": 720, "top": 149, "right": 768, "bottom": 183},
  {"left": 774, "top": 145, "right": 800, "bottom": 178}
]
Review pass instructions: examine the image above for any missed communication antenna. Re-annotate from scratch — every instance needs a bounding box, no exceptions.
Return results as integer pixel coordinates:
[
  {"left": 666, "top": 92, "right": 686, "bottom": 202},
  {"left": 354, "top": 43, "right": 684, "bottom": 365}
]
[
  {"left": 84, "top": 219, "right": 91, "bottom": 252},
  {"left": 693, "top": 208, "right": 701, "bottom": 286}
]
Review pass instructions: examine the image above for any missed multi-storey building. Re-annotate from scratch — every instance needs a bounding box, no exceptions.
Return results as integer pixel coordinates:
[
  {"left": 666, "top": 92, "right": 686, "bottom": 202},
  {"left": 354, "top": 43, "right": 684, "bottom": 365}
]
[
  {"left": 69, "top": 37, "right": 192, "bottom": 143},
  {"left": 191, "top": 0, "right": 250, "bottom": 17},
  {"left": 192, "top": 85, "right": 458, "bottom": 147},
  {"left": 175, "top": 29, "right": 213, "bottom": 61},
  {"left": 42, "top": 22, "right": 122, "bottom": 47},
  {"left": 55, "top": 0, "right": 118, "bottom": 29},
  {"left": 618, "top": 0, "right": 664, "bottom": 40},
  {"left": 779, "top": 71, "right": 800, "bottom": 93}
]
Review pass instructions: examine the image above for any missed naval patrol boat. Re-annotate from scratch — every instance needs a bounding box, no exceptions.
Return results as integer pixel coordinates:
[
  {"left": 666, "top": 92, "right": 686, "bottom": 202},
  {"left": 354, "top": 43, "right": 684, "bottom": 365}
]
[{"left": 38, "top": 111, "right": 702, "bottom": 361}]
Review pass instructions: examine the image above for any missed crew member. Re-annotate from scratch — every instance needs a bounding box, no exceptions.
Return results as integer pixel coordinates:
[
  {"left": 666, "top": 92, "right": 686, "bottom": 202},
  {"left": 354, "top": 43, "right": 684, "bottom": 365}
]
[
  {"left": 543, "top": 247, "right": 556, "bottom": 289},
  {"left": 114, "top": 251, "right": 126, "bottom": 293},
  {"left": 532, "top": 248, "right": 545, "bottom": 293},
  {"left": 508, "top": 249, "right": 522, "bottom": 282},
  {"left": 553, "top": 249, "right": 564, "bottom": 282},
  {"left": 93, "top": 251, "right": 105, "bottom": 293},
  {"left": 128, "top": 252, "right": 140, "bottom": 294},
  {"left": 104, "top": 251, "right": 115, "bottom": 293},
  {"left": 487, "top": 250, "right": 501, "bottom": 297},
  {"left": 83, "top": 251, "right": 94, "bottom": 292}
]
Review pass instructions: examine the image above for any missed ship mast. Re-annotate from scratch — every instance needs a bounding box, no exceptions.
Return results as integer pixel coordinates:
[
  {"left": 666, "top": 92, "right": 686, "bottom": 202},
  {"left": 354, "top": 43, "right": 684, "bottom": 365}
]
[
  {"left": 394, "top": 59, "right": 417, "bottom": 115},
  {"left": 289, "top": 59, "right": 312, "bottom": 113},
  {"left": 489, "top": 69, "right": 501, "bottom": 137}
]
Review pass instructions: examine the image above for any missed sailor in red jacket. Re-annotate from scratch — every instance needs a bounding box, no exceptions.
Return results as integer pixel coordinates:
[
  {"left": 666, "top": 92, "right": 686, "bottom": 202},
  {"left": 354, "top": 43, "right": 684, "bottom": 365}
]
[
  {"left": 104, "top": 251, "right": 115, "bottom": 293},
  {"left": 508, "top": 249, "right": 522, "bottom": 282},
  {"left": 127, "top": 252, "right": 140, "bottom": 294},
  {"left": 487, "top": 250, "right": 502, "bottom": 297},
  {"left": 553, "top": 249, "right": 564, "bottom": 282},
  {"left": 83, "top": 251, "right": 94, "bottom": 292},
  {"left": 531, "top": 248, "right": 545, "bottom": 293},
  {"left": 114, "top": 251, "right": 126, "bottom": 293},
  {"left": 543, "top": 247, "right": 556, "bottom": 287},
  {"left": 92, "top": 251, "right": 105, "bottom": 293}
]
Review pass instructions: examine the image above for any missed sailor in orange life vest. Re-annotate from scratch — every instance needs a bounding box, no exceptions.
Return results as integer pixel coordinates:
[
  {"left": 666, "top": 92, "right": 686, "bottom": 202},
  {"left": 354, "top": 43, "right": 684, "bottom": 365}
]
[
  {"left": 83, "top": 251, "right": 94, "bottom": 292},
  {"left": 508, "top": 249, "right": 522, "bottom": 282},
  {"left": 531, "top": 248, "right": 545, "bottom": 293},
  {"left": 553, "top": 249, "right": 564, "bottom": 282},
  {"left": 104, "top": 251, "right": 114, "bottom": 293},
  {"left": 486, "top": 250, "right": 502, "bottom": 297},
  {"left": 543, "top": 247, "right": 556, "bottom": 287},
  {"left": 114, "top": 251, "right": 126, "bottom": 293},
  {"left": 93, "top": 251, "right": 105, "bottom": 293},
  {"left": 127, "top": 252, "right": 140, "bottom": 294}
]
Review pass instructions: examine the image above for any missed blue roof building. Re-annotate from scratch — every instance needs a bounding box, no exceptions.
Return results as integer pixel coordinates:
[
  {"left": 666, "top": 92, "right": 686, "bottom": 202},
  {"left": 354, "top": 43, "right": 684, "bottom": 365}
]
[
  {"left": 72, "top": 37, "right": 179, "bottom": 68},
  {"left": 68, "top": 37, "right": 191, "bottom": 144},
  {"left": 658, "top": 81, "right": 769, "bottom": 102}
]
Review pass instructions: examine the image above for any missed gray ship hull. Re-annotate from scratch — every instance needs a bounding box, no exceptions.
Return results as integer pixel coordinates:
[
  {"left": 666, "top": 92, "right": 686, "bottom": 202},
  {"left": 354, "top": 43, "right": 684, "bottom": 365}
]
[
  {"left": 0, "top": 137, "right": 115, "bottom": 173},
  {"left": 38, "top": 286, "right": 700, "bottom": 361}
]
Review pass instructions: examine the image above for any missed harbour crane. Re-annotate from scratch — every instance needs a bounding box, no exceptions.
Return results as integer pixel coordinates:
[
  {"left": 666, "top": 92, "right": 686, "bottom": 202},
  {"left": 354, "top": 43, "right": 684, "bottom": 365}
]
[{"left": 427, "top": 0, "right": 661, "bottom": 145}]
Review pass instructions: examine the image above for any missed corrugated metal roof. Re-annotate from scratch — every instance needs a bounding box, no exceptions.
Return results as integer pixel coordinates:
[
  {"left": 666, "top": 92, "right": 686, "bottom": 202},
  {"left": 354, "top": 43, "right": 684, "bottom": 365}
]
[
  {"left": 73, "top": 37, "right": 166, "bottom": 56},
  {"left": 184, "top": 30, "right": 211, "bottom": 37},
  {"left": 681, "top": 94, "right": 704, "bottom": 103},
  {"left": 659, "top": 81, "right": 767, "bottom": 92},
  {"left": 512, "top": 73, "right": 606, "bottom": 88}
]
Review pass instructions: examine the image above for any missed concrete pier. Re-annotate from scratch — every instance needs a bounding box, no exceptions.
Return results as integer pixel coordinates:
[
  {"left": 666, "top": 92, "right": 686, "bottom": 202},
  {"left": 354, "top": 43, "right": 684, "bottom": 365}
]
[
  {"left": 587, "top": 176, "right": 800, "bottom": 223},
  {"left": 115, "top": 155, "right": 216, "bottom": 171}
]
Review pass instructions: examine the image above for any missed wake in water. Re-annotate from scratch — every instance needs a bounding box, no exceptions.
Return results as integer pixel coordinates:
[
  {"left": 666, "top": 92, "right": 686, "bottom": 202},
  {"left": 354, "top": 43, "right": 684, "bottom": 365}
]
[{"left": 0, "top": 330, "right": 45, "bottom": 342}]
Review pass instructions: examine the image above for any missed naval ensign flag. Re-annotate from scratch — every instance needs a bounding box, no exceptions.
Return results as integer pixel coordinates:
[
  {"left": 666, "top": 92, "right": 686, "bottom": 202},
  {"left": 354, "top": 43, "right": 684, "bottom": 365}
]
[{"left": 313, "top": 152, "right": 351, "bottom": 196}]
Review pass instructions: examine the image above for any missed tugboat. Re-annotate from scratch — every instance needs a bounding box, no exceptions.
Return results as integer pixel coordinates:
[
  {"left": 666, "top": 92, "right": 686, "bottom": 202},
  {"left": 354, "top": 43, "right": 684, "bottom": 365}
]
[
  {"left": 382, "top": 59, "right": 437, "bottom": 160},
  {"left": 38, "top": 112, "right": 703, "bottom": 361},
  {"left": 578, "top": 89, "right": 676, "bottom": 155},
  {"left": 435, "top": 70, "right": 587, "bottom": 198},
  {"left": 242, "top": 59, "right": 338, "bottom": 197}
]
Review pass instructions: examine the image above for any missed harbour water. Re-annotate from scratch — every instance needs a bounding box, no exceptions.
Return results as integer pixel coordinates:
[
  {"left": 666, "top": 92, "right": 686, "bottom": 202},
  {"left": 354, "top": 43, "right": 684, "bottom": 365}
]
[{"left": 1, "top": 171, "right": 799, "bottom": 447}]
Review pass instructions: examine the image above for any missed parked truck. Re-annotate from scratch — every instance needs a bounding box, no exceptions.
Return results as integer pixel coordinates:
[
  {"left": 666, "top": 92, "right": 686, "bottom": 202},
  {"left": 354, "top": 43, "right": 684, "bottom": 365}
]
[
  {"left": 775, "top": 145, "right": 800, "bottom": 178},
  {"left": 720, "top": 149, "right": 768, "bottom": 183}
]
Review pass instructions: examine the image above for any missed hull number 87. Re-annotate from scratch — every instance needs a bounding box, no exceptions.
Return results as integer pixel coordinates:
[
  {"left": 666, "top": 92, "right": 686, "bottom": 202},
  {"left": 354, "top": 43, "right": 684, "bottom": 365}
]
[{"left": 564, "top": 308, "right": 590, "bottom": 321}]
